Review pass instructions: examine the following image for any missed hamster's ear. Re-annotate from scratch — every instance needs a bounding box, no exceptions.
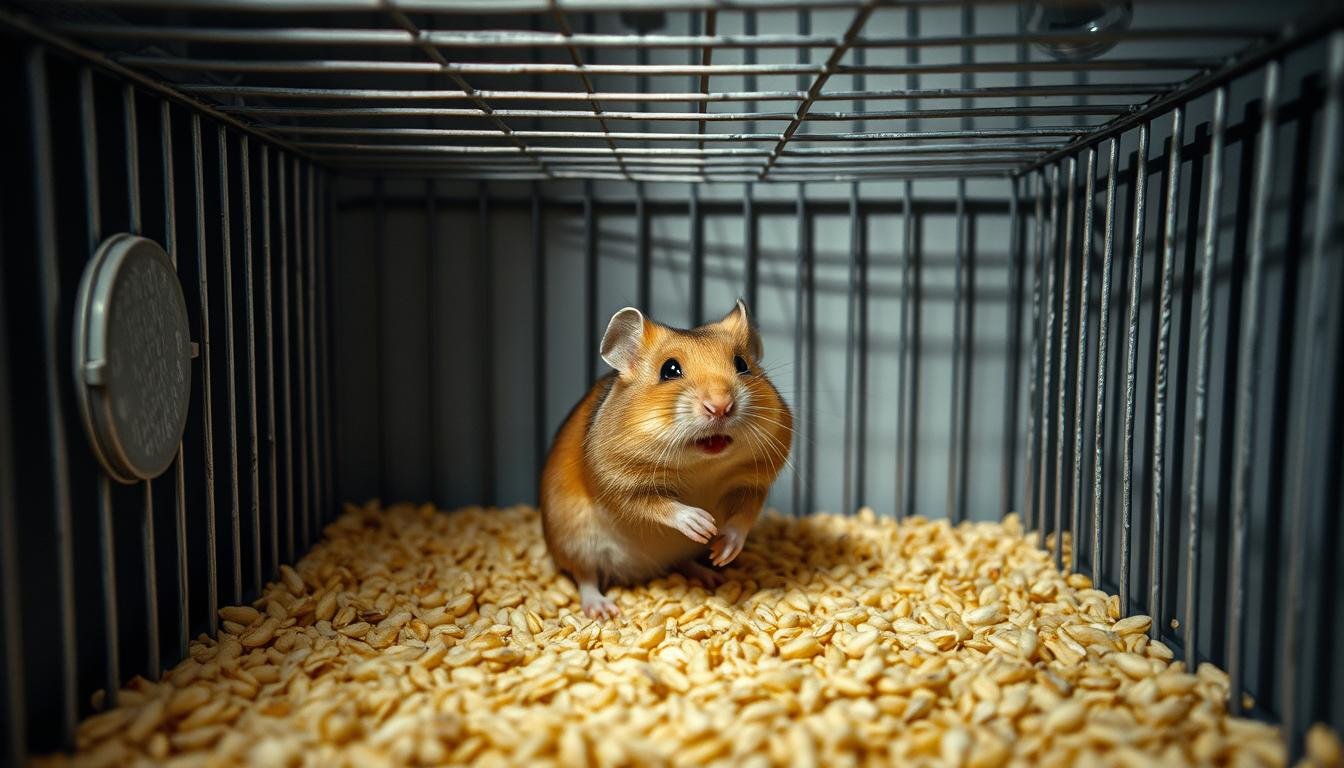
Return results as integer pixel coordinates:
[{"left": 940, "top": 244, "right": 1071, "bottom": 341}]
[
  {"left": 720, "top": 299, "right": 763, "bottom": 360},
  {"left": 600, "top": 307, "right": 648, "bottom": 374}
]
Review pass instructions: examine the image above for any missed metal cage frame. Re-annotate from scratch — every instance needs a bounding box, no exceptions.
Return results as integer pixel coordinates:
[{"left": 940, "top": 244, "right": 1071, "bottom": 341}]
[{"left": 1, "top": 0, "right": 1342, "bottom": 762}]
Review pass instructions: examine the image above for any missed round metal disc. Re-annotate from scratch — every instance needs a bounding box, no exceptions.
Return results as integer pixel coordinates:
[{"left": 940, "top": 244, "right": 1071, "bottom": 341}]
[{"left": 73, "top": 233, "right": 192, "bottom": 484}]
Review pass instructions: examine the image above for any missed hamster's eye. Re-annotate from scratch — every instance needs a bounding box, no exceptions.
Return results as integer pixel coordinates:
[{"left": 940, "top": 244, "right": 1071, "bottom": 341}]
[
  {"left": 734, "top": 355, "right": 751, "bottom": 375},
  {"left": 660, "top": 358, "right": 683, "bottom": 381}
]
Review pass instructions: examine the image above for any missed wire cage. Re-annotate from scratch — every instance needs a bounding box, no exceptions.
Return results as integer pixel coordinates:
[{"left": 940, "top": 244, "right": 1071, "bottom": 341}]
[{"left": 1, "top": 0, "right": 1342, "bottom": 763}]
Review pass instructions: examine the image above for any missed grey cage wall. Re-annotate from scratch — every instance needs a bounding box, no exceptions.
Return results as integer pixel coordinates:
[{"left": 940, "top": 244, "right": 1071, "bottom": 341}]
[{"left": 1, "top": 0, "right": 1343, "bottom": 761}]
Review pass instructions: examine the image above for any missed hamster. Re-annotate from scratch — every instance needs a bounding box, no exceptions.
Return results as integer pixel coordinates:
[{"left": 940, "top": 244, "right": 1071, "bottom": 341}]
[{"left": 541, "top": 300, "right": 793, "bottom": 619}]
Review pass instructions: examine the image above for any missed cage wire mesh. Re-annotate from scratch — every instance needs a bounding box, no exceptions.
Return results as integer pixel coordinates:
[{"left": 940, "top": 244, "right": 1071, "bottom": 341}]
[{"left": 1, "top": 0, "right": 1343, "bottom": 762}]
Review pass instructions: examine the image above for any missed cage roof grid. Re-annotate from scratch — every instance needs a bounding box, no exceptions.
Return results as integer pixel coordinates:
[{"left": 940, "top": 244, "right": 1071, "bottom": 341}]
[{"left": 10, "top": 0, "right": 1336, "bottom": 182}]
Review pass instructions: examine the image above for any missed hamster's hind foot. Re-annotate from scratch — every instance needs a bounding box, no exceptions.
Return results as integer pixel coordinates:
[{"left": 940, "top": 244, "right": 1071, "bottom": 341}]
[
  {"left": 579, "top": 581, "right": 621, "bottom": 620},
  {"left": 674, "top": 560, "right": 725, "bottom": 588}
]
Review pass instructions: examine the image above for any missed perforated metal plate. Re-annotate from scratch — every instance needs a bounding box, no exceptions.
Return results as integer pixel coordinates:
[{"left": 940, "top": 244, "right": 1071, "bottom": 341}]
[{"left": 73, "top": 233, "right": 192, "bottom": 484}]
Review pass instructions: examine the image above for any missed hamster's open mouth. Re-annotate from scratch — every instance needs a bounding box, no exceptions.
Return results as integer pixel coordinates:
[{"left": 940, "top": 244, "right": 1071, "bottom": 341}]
[{"left": 694, "top": 435, "right": 733, "bottom": 454}]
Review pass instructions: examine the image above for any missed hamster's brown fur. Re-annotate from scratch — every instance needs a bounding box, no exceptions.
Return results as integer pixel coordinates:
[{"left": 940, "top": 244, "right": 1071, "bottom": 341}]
[{"left": 541, "top": 301, "right": 793, "bottom": 619}]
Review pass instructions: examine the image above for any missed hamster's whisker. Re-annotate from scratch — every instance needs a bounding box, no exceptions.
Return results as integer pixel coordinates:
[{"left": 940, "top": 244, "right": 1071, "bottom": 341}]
[
  {"left": 734, "top": 407, "right": 792, "bottom": 434},
  {"left": 745, "top": 421, "right": 796, "bottom": 476},
  {"left": 738, "top": 423, "right": 765, "bottom": 480},
  {"left": 745, "top": 421, "right": 793, "bottom": 474},
  {"left": 735, "top": 417, "right": 796, "bottom": 449},
  {"left": 763, "top": 404, "right": 849, "bottom": 423},
  {"left": 649, "top": 419, "right": 688, "bottom": 493}
]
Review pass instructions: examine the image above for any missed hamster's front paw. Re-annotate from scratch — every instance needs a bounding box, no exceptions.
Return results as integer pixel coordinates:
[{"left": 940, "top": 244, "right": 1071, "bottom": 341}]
[
  {"left": 709, "top": 526, "right": 745, "bottom": 566},
  {"left": 670, "top": 504, "right": 717, "bottom": 544}
]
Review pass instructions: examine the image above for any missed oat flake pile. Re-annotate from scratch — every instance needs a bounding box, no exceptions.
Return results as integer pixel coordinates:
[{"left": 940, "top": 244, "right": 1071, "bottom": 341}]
[{"left": 42, "top": 502, "right": 1344, "bottom": 768}]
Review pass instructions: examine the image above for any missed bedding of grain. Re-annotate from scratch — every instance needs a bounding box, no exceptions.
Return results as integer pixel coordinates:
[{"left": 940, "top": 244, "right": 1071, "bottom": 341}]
[{"left": 39, "top": 501, "right": 1343, "bottom": 768}]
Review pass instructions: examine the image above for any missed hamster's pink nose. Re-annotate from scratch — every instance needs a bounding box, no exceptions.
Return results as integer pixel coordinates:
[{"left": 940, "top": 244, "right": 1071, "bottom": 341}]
[{"left": 701, "top": 396, "right": 735, "bottom": 420}]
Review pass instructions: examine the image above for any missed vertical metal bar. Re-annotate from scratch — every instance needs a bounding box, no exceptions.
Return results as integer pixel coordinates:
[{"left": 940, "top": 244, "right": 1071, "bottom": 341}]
[
  {"left": 637, "top": 183, "right": 650, "bottom": 313},
  {"left": 792, "top": 183, "right": 806, "bottom": 516},
  {"left": 584, "top": 181, "right": 597, "bottom": 380},
  {"left": 1150, "top": 107, "right": 1184, "bottom": 636},
  {"left": 306, "top": 165, "right": 319, "bottom": 532},
  {"left": 161, "top": 101, "right": 189, "bottom": 660},
  {"left": 140, "top": 479, "right": 159, "bottom": 676},
  {"left": 80, "top": 67, "right": 121, "bottom": 709},
  {"left": 0, "top": 196, "right": 23, "bottom": 767},
  {"left": 688, "top": 19, "right": 698, "bottom": 322},
  {"left": 690, "top": 184, "right": 703, "bottom": 325},
  {"left": 962, "top": 177, "right": 973, "bottom": 521},
  {"left": 796, "top": 9, "right": 810, "bottom": 94},
  {"left": 190, "top": 114, "right": 218, "bottom": 636},
  {"left": 689, "top": 10, "right": 702, "bottom": 146},
  {"left": 321, "top": 172, "right": 335, "bottom": 521},
  {"left": 218, "top": 127, "right": 242, "bottom": 604},
  {"left": 953, "top": 0, "right": 972, "bottom": 526},
  {"left": 697, "top": 12, "right": 716, "bottom": 153},
  {"left": 744, "top": 9, "right": 757, "bottom": 138},
  {"left": 796, "top": 7, "right": 810, "bottom": 515},
  {"left": 303, "top": 162, "right": 317, "bottom": 535},
  {"left": 125, "top": 85, "right": 141, "bottom": 233},
  {"left": 126, "top": 83, "right": 160, "bottom": 677},
  {"left": 321, "top": 172, "right": 336, "bottom": 521},
  {"left": 526, "top": 30, "right": 542, "bottom": 481},
  {"left": 1166, "top": 120, "right": 1202, "bottom": 668},
  {"left": 1187, "top": 88, "right": 1227, "bottom": 671},
  {"left": 900, "top": 179, "right": 919, "bottom": 519},
  {"left": 310, "top": 169, "right": 322, "bottom": 525},
  {"left": 894, "top": 183, "right": 911, "bottom": 520},
  {"left": 1000, "top": 176, "right": 1022, "bottom": 520},
  {"left": 1208, "top": 126, "right": 1251, "bottom": 669},
  {"left": 426, "top": 179, "right": 439, "bottom": 505},
  {"left": 314, "top": 170, "right": 328, "bottom": 522},
  {"left": 370, "top": 177, "right": 385, "bottom": 508},
  {"left": 843, "top": 182, "right": 858, "bottom": 516},
  {"left": 29, "top": 49, "right": 78, "bottom": 747},
  {"left": 532, "top": 183, "right": 546, "bottom": 488},
  {"left": 1072, "top": 146, "right": 1097, "bottom": 574},
  {"left": 1055, "top": 156, "right": 1077, "bottom": 570},
  {"left": 947, "top": 180, "right": 964, "bottom": 521},
  {"left": 293, "top": 157, "right": 309, "bottom": 549},
  {"left": 306, "top": 164, "right": 318, "bottom": 532},
  {"left": 1038, "top": 163, "right": 1061, "bottom": 550},
  {"left": 1120, "top": 122, "right": 1151, "bottom": 615},
  {"left": 262, "top": 146, "right": 279, "bottom": 576},
  {"left": 1026, "top": 170, "right": 1045, "bottom": 541},
  {"left": 1283, "top": 31, "right": 1343, "bottom": 744},
  {"left": 315, "top": 169, "right": 328, "bottom": 525},
  {"left": 853, "top": 41, "right": 868, "bottom": 515},
  {"left": 804, "top": 183, "right": 817, "bottom": 516},
  {"left": 478, "top": 182, "right": 495, "bottom": 507},
  {"left": 959, "top": 4, "right": 972, "bottom": 137},
  {"left": 279, "top": 157, "right": 294, "bottom": 561},
  {"left": 1094, "top": 137, "right": 1121, "bottom": 586},
  {"left": 1228, "top": 60, "right": 1281, "bottom": 717},
  {"left": 96, "top": 485, "right": 119, "bottom": 703},
  {"left": 744, "top": 183, "right": 758, "bottom": 311},
  {"left": 856, "top": 184, "right": 869, "bottom": 512},
  {"left": 27, "top": 48, "right": 78, "bottom": 753},
  {"left": 906, "top": 6, "right": 919, "bottom": 135},
  {"left": 241, "top": 137, "right": 261, "bottom": 593}
]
